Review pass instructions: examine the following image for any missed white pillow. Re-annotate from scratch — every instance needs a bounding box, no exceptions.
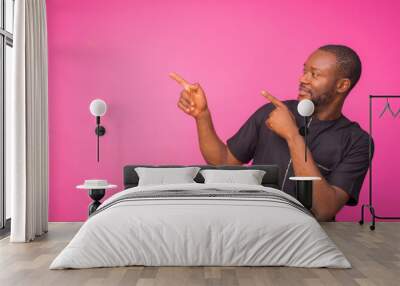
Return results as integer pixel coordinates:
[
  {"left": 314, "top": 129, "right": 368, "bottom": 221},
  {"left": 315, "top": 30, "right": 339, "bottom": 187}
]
[
  {"left": 200, "top": 169, "right": 266, "bottom": 185},
  {"left": 135, "top": 167, "right": 201, "bottom": 186}
]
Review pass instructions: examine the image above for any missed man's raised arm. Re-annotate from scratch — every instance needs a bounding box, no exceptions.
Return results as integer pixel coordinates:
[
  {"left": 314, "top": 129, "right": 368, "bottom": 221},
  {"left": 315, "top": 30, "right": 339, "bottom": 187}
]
[
  {"left": 261, "top": 90, "right": 349, "bottom": 220},
  {"left": 169, "top": 72, "right": 242, "bottom": 165}
]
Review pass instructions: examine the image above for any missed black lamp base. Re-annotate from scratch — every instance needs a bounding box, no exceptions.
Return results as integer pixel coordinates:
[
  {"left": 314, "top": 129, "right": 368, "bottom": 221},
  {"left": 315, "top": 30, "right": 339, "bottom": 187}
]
[
  {"left": 299, "top": 126, "right": 308, "bottom": 137},
  {"left": 95, "top": 126, "right": 106, "bottom": 136},
  {"left": 88, "top": 189, "right": 105, "bottom": 215},
  {"left": 294, "top": 180, "right": 313, "bottom": 210}
]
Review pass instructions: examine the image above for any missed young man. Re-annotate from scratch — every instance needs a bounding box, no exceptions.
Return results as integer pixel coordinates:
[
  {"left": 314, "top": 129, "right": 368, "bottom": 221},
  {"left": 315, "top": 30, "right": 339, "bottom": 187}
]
[{"left": 170, "top": 45, "right": 373, "bottom": 221}]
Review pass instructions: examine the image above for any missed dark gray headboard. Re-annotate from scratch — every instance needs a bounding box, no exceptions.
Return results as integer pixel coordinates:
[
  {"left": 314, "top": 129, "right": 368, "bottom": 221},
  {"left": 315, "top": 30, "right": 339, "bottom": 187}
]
[{"left": 123, "top": 165, "right": 279, "bottom": 189}]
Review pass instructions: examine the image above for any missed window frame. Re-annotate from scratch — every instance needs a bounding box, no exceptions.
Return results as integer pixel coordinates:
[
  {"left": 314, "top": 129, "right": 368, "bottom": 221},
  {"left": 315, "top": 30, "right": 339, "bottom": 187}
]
[{"left": 0, "top": 0, "right": 13, "bottom": 232}]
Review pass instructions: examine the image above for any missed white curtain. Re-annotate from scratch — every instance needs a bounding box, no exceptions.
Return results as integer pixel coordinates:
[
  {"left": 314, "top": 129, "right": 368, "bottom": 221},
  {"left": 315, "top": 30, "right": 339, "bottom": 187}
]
[{"left": 7, "top": 0, "right": 49, "bottom": 242}]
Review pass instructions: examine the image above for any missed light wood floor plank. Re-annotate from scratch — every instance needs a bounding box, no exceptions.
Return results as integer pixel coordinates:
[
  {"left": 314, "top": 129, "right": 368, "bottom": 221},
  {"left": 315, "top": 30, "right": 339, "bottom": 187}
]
[{"left": 0, "top": 222, "right": 399, "bottom": 286}]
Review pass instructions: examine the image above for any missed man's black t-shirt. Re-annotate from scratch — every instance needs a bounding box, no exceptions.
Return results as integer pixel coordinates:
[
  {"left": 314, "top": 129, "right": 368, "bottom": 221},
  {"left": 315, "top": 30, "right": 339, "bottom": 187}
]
[{"left": 227, "top": 100, "right": 373, "bottom": 206}]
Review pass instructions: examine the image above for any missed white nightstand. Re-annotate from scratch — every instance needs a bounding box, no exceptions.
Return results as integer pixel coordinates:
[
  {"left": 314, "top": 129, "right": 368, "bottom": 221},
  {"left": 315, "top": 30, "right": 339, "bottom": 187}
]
[{"left": 77, "top": 181, "right": 117, "bottom": 216}]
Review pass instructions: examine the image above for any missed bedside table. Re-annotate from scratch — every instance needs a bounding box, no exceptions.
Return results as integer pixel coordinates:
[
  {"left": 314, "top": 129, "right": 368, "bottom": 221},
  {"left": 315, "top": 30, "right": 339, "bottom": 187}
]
[{"left": 77, "top": 181, "right": 117, "bottom": 216}]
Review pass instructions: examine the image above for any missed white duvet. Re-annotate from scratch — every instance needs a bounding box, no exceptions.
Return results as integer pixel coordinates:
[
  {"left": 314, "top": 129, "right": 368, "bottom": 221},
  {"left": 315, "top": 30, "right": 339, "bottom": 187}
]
[{"left": 50, "top": 183, "right": 351, "bottom": 269}]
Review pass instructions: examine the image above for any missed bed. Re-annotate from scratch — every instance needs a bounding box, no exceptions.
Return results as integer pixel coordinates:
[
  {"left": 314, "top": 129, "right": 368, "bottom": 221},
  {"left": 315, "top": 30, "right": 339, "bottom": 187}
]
[{"left": 50, "top": 165, "right": 351, "bottom": 269}]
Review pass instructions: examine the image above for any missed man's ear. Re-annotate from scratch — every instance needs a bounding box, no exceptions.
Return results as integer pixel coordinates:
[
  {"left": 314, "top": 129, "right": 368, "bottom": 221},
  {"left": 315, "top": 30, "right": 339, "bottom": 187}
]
[{"left": 336, "top": 78, "right": 352, "bottom": 94}]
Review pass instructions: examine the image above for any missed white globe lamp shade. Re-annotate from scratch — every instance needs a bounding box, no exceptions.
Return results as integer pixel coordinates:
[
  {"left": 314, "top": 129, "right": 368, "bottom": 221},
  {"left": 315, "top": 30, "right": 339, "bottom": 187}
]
[
  {"left": 90, "top": 99, "right": 107, "bottom": 117},
  {"left": 297, "top": 99, "right": 314, "bottom": 117}
]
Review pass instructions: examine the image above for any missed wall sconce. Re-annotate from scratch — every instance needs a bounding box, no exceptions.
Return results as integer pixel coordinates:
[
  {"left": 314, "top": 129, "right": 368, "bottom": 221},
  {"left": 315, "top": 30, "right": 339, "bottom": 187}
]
[{"left": 89, "top": 99, "right": 107, "bottom": 162}]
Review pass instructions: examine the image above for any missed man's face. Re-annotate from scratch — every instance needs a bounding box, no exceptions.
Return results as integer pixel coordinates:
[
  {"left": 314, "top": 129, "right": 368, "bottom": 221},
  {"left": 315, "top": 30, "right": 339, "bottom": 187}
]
[{"left": 298, "top": 50, "right": 340, "bottom": 108}]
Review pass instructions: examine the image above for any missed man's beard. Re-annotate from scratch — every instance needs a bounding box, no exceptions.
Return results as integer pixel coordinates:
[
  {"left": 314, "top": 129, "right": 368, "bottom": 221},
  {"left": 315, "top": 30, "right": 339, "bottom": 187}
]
[
  {"left": 310, "top": 91, "right": 335, "bottom": 110},
  {"left": 299, "top": 85, "right": 333, "bottom": 107},
  {"left": 299, "top": 85, "right": 336, "bottom": 112}
]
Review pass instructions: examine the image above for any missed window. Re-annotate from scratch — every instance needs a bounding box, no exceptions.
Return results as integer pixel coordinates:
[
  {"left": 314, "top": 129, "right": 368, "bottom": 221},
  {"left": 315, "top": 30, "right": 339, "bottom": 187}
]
[{"left": 0, "top": 0, "right": 14, "bottom": 234}]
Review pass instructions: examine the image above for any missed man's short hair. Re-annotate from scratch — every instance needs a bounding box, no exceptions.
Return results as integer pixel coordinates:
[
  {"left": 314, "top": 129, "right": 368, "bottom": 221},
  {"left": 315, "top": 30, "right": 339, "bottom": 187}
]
[{"left": 318, "top": 44, "right": 362, "bottom": 92}]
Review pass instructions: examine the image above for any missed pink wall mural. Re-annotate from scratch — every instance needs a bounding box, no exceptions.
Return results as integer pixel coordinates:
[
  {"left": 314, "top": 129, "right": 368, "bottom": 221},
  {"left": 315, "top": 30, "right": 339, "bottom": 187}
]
[{"left": 46, "top": 0, "right": 400, "bottom": 221}]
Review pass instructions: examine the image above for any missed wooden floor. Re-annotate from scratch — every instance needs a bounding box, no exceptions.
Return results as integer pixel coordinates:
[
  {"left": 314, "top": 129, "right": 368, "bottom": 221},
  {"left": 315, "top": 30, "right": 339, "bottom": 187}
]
[{"left": 0, "top": 222, "right": 399, "bottom": 286}]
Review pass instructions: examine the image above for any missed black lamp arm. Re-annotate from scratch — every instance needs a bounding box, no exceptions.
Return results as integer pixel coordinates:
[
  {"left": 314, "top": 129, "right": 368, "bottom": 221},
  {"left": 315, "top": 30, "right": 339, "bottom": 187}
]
[{"left": 94, "top": 116, "right": 106, "bottom": 162}]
